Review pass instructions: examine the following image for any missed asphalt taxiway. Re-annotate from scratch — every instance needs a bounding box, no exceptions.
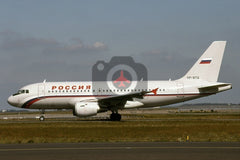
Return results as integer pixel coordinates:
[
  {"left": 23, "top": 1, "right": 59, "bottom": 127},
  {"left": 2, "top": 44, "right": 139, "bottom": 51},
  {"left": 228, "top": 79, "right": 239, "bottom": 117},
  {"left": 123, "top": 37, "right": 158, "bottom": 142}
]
[{"left": 0, "top": 142, "right": 239, "bottom": 160}]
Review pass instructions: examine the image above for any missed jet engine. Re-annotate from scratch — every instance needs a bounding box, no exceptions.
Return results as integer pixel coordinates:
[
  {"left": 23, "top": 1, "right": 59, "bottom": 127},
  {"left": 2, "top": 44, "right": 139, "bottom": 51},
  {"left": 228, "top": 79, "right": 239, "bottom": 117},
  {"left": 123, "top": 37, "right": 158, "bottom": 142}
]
[{"left": 73, "top": 102, "right": 100, "bottom": 117}]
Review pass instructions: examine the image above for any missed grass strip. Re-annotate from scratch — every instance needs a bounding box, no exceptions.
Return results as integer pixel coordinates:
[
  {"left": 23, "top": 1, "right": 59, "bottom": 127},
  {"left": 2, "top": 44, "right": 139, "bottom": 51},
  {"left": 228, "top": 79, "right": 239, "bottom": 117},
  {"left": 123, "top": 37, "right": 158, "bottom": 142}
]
[{"left": 0, "top": 113, "right": 239, "bottom": 143}]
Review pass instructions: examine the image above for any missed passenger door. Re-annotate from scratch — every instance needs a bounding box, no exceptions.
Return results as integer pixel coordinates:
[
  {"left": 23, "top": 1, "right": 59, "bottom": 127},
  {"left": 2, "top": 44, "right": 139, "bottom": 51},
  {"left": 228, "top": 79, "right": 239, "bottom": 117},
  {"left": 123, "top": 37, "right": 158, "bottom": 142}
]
[
  {"left": 38, "top": 83, "right": 45, "bottom": 97},
  {"left": 176, "top": 82, "right": 184, "bottom": 98}
]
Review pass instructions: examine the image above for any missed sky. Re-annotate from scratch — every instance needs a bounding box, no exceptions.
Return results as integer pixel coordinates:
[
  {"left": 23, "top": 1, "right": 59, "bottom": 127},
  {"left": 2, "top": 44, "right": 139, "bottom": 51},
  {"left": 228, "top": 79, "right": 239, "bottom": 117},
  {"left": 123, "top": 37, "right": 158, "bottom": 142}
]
[{"left": 0, "top": 0, "right": 239, "bottom": 110}]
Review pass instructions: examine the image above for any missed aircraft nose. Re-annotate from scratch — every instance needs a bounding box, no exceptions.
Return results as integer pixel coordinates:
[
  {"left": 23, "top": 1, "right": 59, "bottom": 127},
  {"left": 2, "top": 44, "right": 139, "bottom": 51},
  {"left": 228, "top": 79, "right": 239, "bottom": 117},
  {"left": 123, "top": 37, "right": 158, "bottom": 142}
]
[{"left": 7, "top": 96, "right": 19, "bottom": 107}]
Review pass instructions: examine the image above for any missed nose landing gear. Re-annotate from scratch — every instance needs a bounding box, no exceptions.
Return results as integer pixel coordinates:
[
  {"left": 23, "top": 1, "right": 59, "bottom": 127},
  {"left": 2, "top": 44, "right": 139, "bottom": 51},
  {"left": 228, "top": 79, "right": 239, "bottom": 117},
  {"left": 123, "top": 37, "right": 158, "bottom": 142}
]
[
  {"left": 39, "top": 115, "right": 45, "bottom": 121},
  {"left": 39, "top": 109, "right": 45, "bottom": 121}
]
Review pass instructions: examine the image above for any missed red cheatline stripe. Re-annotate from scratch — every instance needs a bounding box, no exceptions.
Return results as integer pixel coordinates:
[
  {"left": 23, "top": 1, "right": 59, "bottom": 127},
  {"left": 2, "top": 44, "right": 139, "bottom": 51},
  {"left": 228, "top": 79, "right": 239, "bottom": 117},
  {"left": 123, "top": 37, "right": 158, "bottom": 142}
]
[{"left": 22, "top": 93, "right": 212, "bottom": 108}]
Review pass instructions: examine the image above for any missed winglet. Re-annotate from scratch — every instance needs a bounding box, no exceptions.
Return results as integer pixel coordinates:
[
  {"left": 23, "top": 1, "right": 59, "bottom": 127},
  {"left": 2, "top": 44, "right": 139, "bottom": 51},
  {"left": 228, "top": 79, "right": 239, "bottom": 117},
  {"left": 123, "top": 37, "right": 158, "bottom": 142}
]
[{"left": 151, "top": 88, "right": 158, "bottom": 95}]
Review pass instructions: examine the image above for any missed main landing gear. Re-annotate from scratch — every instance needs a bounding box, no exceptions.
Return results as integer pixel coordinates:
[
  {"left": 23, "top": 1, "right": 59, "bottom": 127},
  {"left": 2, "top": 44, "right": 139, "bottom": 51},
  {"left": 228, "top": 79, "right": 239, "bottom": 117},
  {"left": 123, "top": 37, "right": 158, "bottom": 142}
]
[{"left": 110, "top": 112, "right": 121, "bottom": 121}]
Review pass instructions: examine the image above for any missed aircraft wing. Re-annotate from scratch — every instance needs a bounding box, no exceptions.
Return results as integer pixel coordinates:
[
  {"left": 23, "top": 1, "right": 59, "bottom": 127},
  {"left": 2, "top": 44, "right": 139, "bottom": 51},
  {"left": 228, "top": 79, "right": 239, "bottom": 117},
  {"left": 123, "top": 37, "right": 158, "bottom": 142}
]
[{"left": 97, "top": 88, "right": 158, "bottom": 109}]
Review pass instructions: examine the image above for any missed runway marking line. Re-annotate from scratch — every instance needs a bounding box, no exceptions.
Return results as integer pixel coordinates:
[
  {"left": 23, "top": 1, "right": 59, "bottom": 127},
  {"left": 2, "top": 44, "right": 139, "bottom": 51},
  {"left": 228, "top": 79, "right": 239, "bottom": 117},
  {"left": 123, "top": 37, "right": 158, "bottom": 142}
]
[{"left": 0, "top": 146, "right": 240, "bottom": 152}]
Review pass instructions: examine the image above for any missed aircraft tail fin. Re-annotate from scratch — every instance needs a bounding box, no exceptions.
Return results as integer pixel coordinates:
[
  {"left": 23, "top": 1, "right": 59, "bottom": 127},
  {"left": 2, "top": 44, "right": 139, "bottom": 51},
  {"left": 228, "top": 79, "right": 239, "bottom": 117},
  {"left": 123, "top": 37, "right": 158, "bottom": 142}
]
[{"left": 180, "top": 41, "right": 227, "bottom": 82}]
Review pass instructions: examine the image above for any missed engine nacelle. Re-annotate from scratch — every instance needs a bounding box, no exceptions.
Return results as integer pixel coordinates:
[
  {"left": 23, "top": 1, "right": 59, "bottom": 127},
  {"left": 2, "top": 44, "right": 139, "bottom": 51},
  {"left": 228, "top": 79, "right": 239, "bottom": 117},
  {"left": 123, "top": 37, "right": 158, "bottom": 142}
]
[{"left": 74, "top": 102, "right": 99, "bottom": 117}]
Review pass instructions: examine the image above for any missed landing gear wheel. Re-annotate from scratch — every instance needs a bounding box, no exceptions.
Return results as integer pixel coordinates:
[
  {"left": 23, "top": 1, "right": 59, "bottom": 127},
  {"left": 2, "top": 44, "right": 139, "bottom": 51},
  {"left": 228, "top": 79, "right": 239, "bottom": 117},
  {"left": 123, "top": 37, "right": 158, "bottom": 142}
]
[
  {"left": 39, "top": 116, "right": 45, "bottom": 121},
  {"left": 110, "top": 113, "right": 121, "bottom": 121}
]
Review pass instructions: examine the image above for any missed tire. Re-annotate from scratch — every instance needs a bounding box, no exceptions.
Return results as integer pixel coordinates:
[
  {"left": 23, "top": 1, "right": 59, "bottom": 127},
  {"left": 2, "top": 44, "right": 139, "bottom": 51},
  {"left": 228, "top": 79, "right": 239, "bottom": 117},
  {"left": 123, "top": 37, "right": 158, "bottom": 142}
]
[
  {"left": 39, "top": 116, "right": 45, "bottom": 121},
  {"left": 110, "top": 113, "right": 121, "bottom": 121}
]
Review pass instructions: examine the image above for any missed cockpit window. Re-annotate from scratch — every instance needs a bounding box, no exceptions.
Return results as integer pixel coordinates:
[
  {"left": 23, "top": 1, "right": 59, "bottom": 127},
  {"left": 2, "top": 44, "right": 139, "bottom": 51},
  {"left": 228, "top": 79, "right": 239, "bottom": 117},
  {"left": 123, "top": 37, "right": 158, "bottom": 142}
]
[{"left": 13, "top": 89, "right": 29, "bottom": 96}]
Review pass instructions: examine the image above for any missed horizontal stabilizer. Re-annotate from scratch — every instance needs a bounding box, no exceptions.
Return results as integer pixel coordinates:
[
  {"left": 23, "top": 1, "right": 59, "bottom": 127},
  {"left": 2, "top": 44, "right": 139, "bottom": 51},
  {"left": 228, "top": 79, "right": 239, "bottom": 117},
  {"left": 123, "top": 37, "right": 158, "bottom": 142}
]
[{"left": 198, "top": 83, "right": 232, "bottom": 93}]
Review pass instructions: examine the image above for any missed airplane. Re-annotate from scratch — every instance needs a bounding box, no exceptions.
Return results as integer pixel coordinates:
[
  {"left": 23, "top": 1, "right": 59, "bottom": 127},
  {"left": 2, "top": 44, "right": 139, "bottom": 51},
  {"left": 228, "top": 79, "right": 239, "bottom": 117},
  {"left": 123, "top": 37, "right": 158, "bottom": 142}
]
[{"left": 7, "top": 41, "right": 232, "bottom": 121}]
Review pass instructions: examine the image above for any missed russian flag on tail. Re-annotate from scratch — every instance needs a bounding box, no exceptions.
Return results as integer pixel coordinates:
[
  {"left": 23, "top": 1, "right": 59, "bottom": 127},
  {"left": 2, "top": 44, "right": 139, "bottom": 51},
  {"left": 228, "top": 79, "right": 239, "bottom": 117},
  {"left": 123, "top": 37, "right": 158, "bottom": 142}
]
[{"left": 200, "top": 58, "right": 212, "bottom": 64}]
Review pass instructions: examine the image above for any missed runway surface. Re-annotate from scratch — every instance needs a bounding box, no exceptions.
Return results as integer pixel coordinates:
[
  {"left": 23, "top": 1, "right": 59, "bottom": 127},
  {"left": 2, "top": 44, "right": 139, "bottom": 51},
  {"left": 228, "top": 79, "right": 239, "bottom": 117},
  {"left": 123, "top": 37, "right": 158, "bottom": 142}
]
[{"left": 0, "top": 142, "right": 239, "bottom": 160}]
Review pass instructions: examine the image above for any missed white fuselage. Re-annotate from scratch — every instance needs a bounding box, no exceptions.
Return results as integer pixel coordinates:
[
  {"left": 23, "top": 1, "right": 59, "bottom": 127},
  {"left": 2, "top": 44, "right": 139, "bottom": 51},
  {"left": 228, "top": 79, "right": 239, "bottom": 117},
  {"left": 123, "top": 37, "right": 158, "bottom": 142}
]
[{"left": 7, "top": 80, "right": 229, "bottom": 112}]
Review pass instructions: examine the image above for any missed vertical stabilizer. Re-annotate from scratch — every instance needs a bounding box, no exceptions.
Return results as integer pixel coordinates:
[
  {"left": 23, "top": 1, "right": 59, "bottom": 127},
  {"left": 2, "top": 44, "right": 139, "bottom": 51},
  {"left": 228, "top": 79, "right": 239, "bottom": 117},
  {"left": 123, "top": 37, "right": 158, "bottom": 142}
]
[{"left": 180, "top": 41, "right": 226, "bottom": 82}]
